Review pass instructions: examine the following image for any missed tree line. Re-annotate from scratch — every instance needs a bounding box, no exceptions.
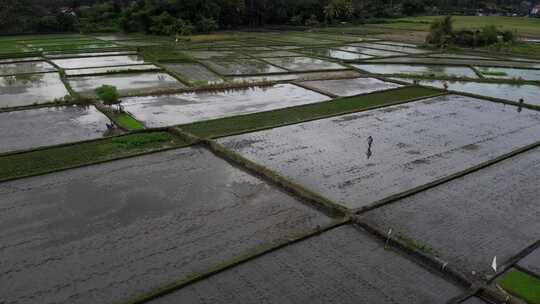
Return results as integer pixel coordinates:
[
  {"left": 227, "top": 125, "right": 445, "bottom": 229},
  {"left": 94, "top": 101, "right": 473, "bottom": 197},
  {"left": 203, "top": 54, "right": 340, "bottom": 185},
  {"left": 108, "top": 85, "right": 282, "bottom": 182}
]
[{"left": 0, "top": 0, "right": 537, "bottom": 34}]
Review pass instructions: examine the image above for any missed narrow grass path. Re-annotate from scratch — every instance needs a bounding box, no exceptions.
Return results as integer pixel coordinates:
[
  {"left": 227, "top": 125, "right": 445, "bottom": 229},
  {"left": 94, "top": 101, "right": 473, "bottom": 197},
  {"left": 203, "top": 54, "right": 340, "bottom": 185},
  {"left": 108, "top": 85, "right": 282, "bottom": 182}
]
[
  {"left": 179, "top": 86, "right": 443, "bottom": 139},
  {"left": 0, "top": 132, "right": 190, "bottom": 182}
]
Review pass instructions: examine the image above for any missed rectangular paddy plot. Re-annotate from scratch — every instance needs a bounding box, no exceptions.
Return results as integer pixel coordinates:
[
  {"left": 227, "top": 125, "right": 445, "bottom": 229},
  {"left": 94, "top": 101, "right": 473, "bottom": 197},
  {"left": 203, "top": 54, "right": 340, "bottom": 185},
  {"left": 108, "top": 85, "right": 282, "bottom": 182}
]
[
  {"left": 337, "top": 45, "right": 405, "bottom": 57},
  {"left": 162, "top": 63, "right": 223, "bottom": 84},
  {"left": 300, "top": 48, "right": 373, "bottom": 60},
  {"left": 64, "top": 64, "right": 160, "bottom": 76},
  {"left": 44, "top": 51, "right": 137, "bottom": 59},
  {"left": 203, "top": 58, "right": 286, "bottom": 75},
  {"left": 227, "top": 70, "right": 362, "bottom": 84},
  {"left": 358, "top": 146, "right": 540, "bottom": 277},
  {"left": 518, "top": 249, "right": 540, "bottom": 278},
  {"left": 0, "top": 146, "right": 334, "bottom": 304},
  {"left": 264, "top": 57, "right": 346, "bottom": 72},
  {"left": 219, "top": 95, "right": 540, "bottom": 210},
  {"left": 52, "top": 55, "right": 145, "bottom": 69},
  {"left": 298, "top": 77, "right": 402, "bottom": 97},
  {"left": 367, "top": 56, "right": 540, "bottom": 69},
  {"left": 150, "top": 225, "right": 464, "bottom": 304},
  {"left": 69, "top": 72, "right": 184, "bottom": 97},
  {"left": 0, "top": 61, "right": 56, "bottom": 75},
  {"left": 475, "top": 66, "right": 540, "bottom": 81},
  {"left": 0, "top": 105, "right": 110, "bottom": 154},
  {"left": 353, "top": 42, "right": 430, "bottom": 54},
  {"left": 123, "top": 84, "right": 331, "bottom": 127},
  {"left": 394, "top": 78, "right": 540, "bottom": 107},
  {"left": 353, "top": 63, "right": 479, "bottom": 78},
  {"left": 0, "top": 73, "right": 70, "bottom": 108}
]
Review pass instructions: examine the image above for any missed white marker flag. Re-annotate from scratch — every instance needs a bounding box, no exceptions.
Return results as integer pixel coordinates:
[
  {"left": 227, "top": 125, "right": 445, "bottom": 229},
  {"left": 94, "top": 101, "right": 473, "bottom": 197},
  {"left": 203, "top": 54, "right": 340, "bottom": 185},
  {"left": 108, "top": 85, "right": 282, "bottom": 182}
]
[{"left": 491, "top": 256, "right": 497, "bottom": 272}]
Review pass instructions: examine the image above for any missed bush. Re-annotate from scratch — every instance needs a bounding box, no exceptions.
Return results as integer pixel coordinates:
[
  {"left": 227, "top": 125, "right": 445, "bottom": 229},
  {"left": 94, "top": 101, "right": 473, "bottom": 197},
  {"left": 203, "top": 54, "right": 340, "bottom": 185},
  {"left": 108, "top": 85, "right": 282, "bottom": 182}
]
[
  {"left": 426, "top": 16, "right": 454, "bottom": 46},
  {"left": 95, "top": 85, "right": 120, "bottom": 106},
  {"left": 304, "top": 15, "right": 320, "bottom": 27},
  {"left": 478, "top": 25, "right": 498, "bottom": 46},
  {"left": 501, "top": 30, "right": 517, "bottom": 43},
  {"left": 196, "top": 17, "right": 218, "bottom": 34},
  {"left": 453, "top": 30, "right": 475, "bottom": 47},
  {"left": 176, "top": 18, "right": 194, "bottom": 36},
  {"left": 290, "top": 15, "right": 303, "bottom": 25}
]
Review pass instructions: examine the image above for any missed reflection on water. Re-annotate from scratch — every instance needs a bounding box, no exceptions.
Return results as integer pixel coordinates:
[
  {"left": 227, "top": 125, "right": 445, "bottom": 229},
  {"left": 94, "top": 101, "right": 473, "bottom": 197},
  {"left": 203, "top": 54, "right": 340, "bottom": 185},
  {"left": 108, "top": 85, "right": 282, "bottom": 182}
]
[
  {"left": 205, "top": 59, "right": 286, "bottom": 75},
  {"left": 302, "top": 48, "right": 372, "bottom": 60},
  {"left": 69, "top": 72, "right": 184, "bottom": 96},
  {"left": 265, "top": 57, "right": 345, "bottom": 71},
  {"left": 0, "top": 61, "right": 56, "bottom": 75},
  {"left": 476, "top": 67, "right": 540, "bottom": 81},
  {"left": 0, "top": 73, "right": 70, "bottom": 108},
  {"left": 52, "top": 55, "right": 145, "bottom": 69},
  {"left": 354, "top": 64, "right": 478, "bottom": 78},
  {"left": 393, "top": 78, "right": 540, "bottom": 107},
  {"left": 122, "top": 83, "right": 331, "bottom": 127}
]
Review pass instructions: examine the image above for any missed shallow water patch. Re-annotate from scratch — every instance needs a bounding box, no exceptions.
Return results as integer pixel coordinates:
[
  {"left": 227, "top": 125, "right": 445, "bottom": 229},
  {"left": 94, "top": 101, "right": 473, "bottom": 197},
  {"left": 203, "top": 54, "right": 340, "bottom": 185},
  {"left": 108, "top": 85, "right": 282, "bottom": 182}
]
[
  {"left": 354, "top": 63, "right": 478, "bottom": 78},
  {"left": 0, "top": 73, "right": 70, "bottom": 108},
  {"left": 265, "top": 57, "right": 346, "bottom": 72},
  {"left": 298, "top": 77, "right": 402, "bottom": 97}
]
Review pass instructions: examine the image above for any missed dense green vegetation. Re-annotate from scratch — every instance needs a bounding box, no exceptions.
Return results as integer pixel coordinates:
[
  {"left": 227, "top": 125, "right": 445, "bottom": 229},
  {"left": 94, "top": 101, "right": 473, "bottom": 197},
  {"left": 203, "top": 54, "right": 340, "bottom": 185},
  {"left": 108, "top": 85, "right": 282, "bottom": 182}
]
[
  {"left": 180, "top": 86, "right": 442, "bottom": 138},
  {"left": 112, "top": 112, "right": 146, "bottom": 130},
  {"left": 2, "top": 1, "right": 539, "bottom": 35},
  {"left": 497, "top": 269, "right": 540, "bottom": 304},
  {"left": 0, "top": 132, "right": 188, "bottom": 181}
]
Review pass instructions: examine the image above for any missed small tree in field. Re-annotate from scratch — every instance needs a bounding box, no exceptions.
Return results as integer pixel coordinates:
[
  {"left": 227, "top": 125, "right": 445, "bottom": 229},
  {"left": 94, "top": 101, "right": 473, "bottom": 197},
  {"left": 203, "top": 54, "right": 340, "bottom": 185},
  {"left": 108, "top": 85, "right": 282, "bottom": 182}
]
[{"left": 96, "top": 85, "right": 122, "bottom": 112}]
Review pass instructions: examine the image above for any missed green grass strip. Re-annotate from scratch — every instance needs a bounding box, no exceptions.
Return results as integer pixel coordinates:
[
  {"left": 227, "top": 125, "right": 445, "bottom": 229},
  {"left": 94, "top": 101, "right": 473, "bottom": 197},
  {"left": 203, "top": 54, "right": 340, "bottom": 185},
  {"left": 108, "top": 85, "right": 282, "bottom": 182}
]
[
  {"left": 497, "top": 269, "right": 540, "bottom": 304},
  {"left": 180, "top": 86, "right": 442, "bottom": 139},
  {"left": 113, "top": 112, "right": 146, "bottom": 130},
  {"left": 0, "top": 132, "right": 188, "bottom": 182}
]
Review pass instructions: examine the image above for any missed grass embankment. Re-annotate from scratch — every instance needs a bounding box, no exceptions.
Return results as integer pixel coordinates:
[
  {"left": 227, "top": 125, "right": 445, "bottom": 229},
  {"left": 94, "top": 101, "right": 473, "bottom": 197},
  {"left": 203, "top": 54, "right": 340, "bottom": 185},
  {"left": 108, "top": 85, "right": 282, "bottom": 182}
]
[
  {"left": 179, "top": 86, "right": 442, "bottom": 138},
  {"left": 0, "top": 132, "right": 189, "bottom": 182},
  {"left": 497, "top": 269, "right": 540, "bottom": 304},
  {"left": 111, "top": 112, "right": 146, "bottom": 130}
]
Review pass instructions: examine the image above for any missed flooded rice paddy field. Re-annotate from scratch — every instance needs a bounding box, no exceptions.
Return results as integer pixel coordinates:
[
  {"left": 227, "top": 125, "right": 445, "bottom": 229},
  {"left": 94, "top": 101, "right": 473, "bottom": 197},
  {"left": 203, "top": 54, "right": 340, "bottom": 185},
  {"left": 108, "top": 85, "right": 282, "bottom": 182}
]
[
  {"left": 358, "top": 146, "right": 540, "bottom": 277},
  {"left": 162, "top": 63, "right": 223, "bottom": 84},
  {"left": 393, "top": 78, "right": 540, "bottom": 106},
  {"left": 122, "top": 84, "right": 330, "bottom": 127},
  {"left": 354, "top": 63, "right": 479, "bottom": 78},
  {"left": 64, "top": 64, "right": 161, "bottom": 76},
  {"left": 0, "top": 72, "right": 70, "bottom": 108},
  {"left": 52, "top": 54, "right": 146, "bottom": 69},
  {"left": 69, "top": 72, "right": 184, "bottom": 96},
  {"left": 1, "top": 32, "right": 540, "bottom": 304},
  {"left": 151, "top": 225, "right": 464, "bottom": 304},
  {"left": 298, "top": 77, "right": 401, "bottom": 96},
  {"left": 0, "top": 105, "right": 110, "bottom": 153},
  {"left": 0, "top": 61, "right": 57, "bottom": 75},
  {"left": 219, "top": 95, "right": 540, "bottom": 210},
  {"left": 518, "top": 249, "right": 540, "bottom": 277},
  {"left": 0, "top": 146, "right": 333, "bottom": 304}
]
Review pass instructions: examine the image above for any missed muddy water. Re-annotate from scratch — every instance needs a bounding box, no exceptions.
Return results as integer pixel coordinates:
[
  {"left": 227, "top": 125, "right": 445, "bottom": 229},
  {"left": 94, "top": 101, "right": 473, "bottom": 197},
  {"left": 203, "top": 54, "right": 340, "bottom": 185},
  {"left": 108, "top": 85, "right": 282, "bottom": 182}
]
[
  {"left": 518, "top": 249, "right": 540, "bottom": 277},
  {"left": 0, "top": 146, "right": 333, "bottom": 304},
  {"left": 299, "top": 77, "right": 401, "bottom": 97},
  {"left": 337, "top": 45, "right": 405, "bottom": 57},
  {"left": 45, "top": 51, "right": 137, "bottom": 59},
  {"left": 150, "top": 225, "right": 463, "bottom": 304},
  {"left": 0, "top": 57, "right": 43, "bottom": 64},
  {"left": 204, "top": 59, "right": 286, "bottom": 75},
  {"left": 354, "top": 64, "right": 479, "bottom": 78},
  {"left": 0, "top": 61, "right": 56, "bottom": 75},
  {"left": 252, "top": 50, "right": 302, "bottom": 57},
  {"left": 52, "top": 55, "right": 145, "bottom": 69},
  {"left": 394, "top": 78, "right": 540, "bottom": 106},
  {"left": 65, "top": 64, "right": 160, "bottom": 76},
  {"left": 476, "top": 66, "right": 540, "bottom": 81},
  {"left": 228, "top": 70, "right": 362, "bottom": 83},
  {"left": 265, "top": 57, "right": 345, "bottom": 71},
  {"left": 366, "top": 56, "right": 540, "bottom": 68},
  {"left": 184, "top": 51, "right": 238, "bottom": 59},
  {"left": 301, "top": 48, "right": 373, "bottom": 60},
  {"left": 69, "top": 72, "right": 184, "bottom": 96},
  {"left": 162, "top": 63, "right": 223, "bottom": 84},
  {"left": 353, "top": 42, "right": 430, "bottom": 54},
  {"left": 219, "top": 95, "right": 540, "bottom": 210},
  {"left": 359, "top": 147, "right": 540, "bottom": 277},
  {"left": 0, "top": 73, "right": 70, "bottom": 108},
  {"left": 0, "top": 105, "right": 110, "bottom": 153},
  {"left": 123, "top": 84, "right": 330, "bottom": 127}
]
